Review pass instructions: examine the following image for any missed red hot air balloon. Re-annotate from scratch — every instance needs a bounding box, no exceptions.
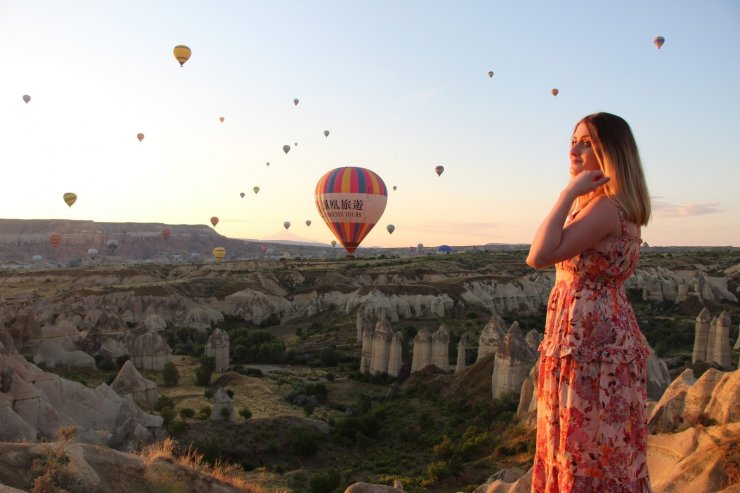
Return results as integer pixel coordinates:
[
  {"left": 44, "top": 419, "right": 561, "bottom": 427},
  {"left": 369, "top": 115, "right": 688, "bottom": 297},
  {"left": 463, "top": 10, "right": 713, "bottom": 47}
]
[
  {"left": 137, "top": 133, "right": 145, "bottom": 142},
  {"left": 551, "top": 88, "right": 559, "bottom": 96},
  {"left": 210, "top": 216, "right": 219, "bottom": 227},
  {"left": 161, "top": 227, "right": 171, "bottom": 240},
  {"left": 315, "top": 166, "right": 388, "bottom": 256},
  {"left": 49, "top": 232, "right": 62, "bottom": 248}
]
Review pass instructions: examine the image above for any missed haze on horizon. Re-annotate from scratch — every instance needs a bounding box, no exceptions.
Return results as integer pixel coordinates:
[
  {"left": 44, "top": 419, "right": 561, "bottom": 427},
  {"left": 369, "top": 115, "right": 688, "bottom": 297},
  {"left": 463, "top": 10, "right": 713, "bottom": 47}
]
[{"left": 1, "top": 0, "right": 738, "bottom": 248}]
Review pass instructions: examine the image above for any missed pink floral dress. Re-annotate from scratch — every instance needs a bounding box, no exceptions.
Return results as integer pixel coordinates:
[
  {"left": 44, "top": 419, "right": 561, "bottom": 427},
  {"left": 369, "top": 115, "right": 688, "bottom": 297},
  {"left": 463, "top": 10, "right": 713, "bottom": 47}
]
[{"left": 531, "top": 201, "right": 652, "bottom": 493}]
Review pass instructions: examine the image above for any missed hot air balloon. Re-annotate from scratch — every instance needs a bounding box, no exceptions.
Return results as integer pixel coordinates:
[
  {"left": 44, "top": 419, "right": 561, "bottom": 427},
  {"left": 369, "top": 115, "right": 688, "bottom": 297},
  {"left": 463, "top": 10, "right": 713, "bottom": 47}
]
[
  {"left": 219, "top": 116, "right": 225, "bottom": 123},
  {"left": 210, "top": 216, "right": 219, "bottom": 227},
  {"left": 161, "top": 227, "right": 171, "bottom": 240},
  {"left": 137, "top": 133, "right": 145, "bottom": 142},
  {"left": 63, "top": 193, "right": 77, "bottom": 208},
  {"left": 393, "top": 185, "right": 397, "bottom": 191},
  {"left": 212, "top": 247, "right": 226, "bottom": 262},
  {"left": 653, "top": 36, "right": 665, "bottom": 49},
  {"left": 49, "top": 233, "right": 62, "bottom": 248},
  {"left": 488, "top": 71, "right": 494, "bottom": 78},
  {"left": 551, "top": 88, "right": 559, "bottom": 96},
  {"left": 266, "top": 162, "right": 270, "bottom": 167},
  {"left": 324, "top": 130, "right": 330, "bottom": 137},
  {"left": 106, "top": 239, "right": 118, "bottom": 254},
  {"left": 305, "top": 220, "right": 311, "bottom": 226},
  {"left": 283, "top": 221, "right": 291, "bottom": 230},
  {"left": 240, "top": 192, "right": 245, "bottom": 198},
  {"left": 331, "top": 240, "right": 337, "bottom": 248},
  {"left": 88, "top": 248, "right": 98, "bottom": 259},
  {"left": 435, "top": 166, "right": 444, "bottom": 177},
  {"left": 294, "top": 142, "right": 298, "bottom": 147},
  {"left": 315, "top": 166, "right": 388, "bottom": 256},
  {"left": 386, "top": 224, "right": 395, "bottom": 234},
  {"left": 173, "top": 45, "right": 191, "bottom": 66},
  {"left": 293, "top": 98, "right": 299, "bottom": 106},
  {"left": 32, "top": 254, "right": 43, "bottom": 262},
  {"left": 23, "top": 95, "right": 31, "bottom": 104},
  {"left": 283, "top": 145, "right": 290, "bottom": 155},
  {"left": 253, "top": 186, "right": 260, "bottom": 194}
]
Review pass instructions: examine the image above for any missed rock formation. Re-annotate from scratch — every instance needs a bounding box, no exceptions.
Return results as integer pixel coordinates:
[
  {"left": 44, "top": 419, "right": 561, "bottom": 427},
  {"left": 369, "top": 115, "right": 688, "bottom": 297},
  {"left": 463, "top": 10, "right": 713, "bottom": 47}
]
[
  {"left": 360, "top": 327, "right": 374, "bottom": 374},
  {"left": 110, "top": 360, "right": 158, "bottom": 409},
  {"left": 387, "top": 331, "right": 403, "bottom": 377},
  {"left": 477, "top": 313, "right": 507, "bottom": 361},
  {"left": 431, "top": 325, "right": 450, "bottom": 371},
  {"left": 524, "top": 329, "right": 542, "bottom": 353},
  {"left": 205, "top": 328, "right": 230, "bottom": 372},
  {"left": 210, "top": 388, "right": 235, "bottom": 422},
  {"left": 712, "top": 311, "right": 732, "bottom": 369},
  {"left": 734, "top": 322, "right": 740, "bottom": 351},
  {"left": 644, "top": 335, "right": 672, "bottom": 401},
  {"left": 706, "top": 315, "right": 718, "bottom": 362},
  {"left": 128, "top": 331, "right": 171, "bottom": 371},
  {"left": 692, "top": 307, "right": 711, "bottom": 363},
  {"left": 410, "top": 328, "right": 432, "bottom": 373},
  {"left": 369, "top": 318, "right": 393, "bottom": 375},
  {"left": 33, "top": 340, "right": 96, "bottom": 370},
  {"left": 515, "top": 360, "right": 539, "bottom": 427},
  {"left": 455, "top": 334, "right": 468, "bottom": 373},
  {"left": 491, "top": 322, "right": 537, "bottom": 400}
]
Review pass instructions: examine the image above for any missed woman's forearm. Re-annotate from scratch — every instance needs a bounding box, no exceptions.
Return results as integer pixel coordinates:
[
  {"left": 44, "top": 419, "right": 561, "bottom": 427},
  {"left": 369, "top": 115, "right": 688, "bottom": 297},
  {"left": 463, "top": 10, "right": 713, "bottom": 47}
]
[{"left": 526, "top": 189, "right": 578, "bottom": 269}]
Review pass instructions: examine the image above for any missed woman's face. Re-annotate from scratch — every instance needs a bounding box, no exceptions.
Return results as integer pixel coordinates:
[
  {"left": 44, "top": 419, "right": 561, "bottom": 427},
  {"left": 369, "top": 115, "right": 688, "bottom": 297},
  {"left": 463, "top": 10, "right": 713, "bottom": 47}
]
[{"left": 570, "top": 122, "right": 600, "bottom": 177}]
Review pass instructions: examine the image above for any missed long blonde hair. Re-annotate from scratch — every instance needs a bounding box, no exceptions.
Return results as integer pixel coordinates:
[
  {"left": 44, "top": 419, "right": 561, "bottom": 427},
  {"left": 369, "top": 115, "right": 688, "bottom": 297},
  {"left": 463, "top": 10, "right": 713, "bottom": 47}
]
[{"left": 578, "top": 113, "right": 651, "bottom": 226}]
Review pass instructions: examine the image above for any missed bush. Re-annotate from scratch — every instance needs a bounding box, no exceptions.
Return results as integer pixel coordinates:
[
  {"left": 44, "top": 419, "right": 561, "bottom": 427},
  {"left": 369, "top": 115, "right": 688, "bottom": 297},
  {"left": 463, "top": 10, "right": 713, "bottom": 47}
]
[
  {"left": 154, "top": 395, "right": 175, "bottom": 412},
  {"left": 169, "top": 419, "right": 187, "bottom": 433},
  {"left": 179, "top": 408, "right": 195, "bottom": 419},
  {"left": 195, "top": 355, "right": 216, "bottom": 386},
  {"left": 163, "top": 361, "right": 179, "bottom": 386},
  {"left": 204, "top": 388, "right": 215, "bottom": 399},
  {"left": 288, "top": 427, "right": 319, "bottom": 457},
  {"left": 197, "top": 406, "right": 212, "bottom": 420},
  {"left": 239, "top": 407, "right": 252, "bottom": 420},
  {"left": 309, "top": 468, "right": 341, "bottom": 493}
]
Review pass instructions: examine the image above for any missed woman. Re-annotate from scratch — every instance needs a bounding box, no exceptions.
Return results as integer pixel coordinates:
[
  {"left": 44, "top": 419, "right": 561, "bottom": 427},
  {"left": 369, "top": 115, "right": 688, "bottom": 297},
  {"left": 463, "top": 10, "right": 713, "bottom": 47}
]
[{"left": 527, "top": 112, "right": 652, "bottom": 492}]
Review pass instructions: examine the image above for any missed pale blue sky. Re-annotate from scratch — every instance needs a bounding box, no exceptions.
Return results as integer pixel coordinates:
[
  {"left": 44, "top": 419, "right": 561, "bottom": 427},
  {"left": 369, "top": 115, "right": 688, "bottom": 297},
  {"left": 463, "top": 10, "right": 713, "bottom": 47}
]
[{"left": 1, "top": 0, "right": 739, "bottom": 247}]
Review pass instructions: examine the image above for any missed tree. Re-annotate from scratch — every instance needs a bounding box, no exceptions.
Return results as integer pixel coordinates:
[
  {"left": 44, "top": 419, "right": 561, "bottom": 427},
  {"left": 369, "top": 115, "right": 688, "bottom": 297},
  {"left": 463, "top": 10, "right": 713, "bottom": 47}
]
[
  {"left": 195, "top": 355, "right": 216, "bottom": 386},
  {"left": 163, "top": 361, "right": 179, "bottom": 387}
]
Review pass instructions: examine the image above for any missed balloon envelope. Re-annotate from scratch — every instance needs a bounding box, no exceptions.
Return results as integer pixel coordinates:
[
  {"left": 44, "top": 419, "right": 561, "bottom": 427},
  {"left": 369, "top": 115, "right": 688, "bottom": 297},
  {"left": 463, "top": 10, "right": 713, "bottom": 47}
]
[
  {"left": 305, "top": 220, "right": 311, "bottom": 226},
  {"left": 212, "top": 247, "right": 226, "bottom": 262},
  {"left": 653, "top": 36, "right": 665, "bottom": 49},
  {"left": 173, "top": 45, "right": 191, "bottom": 66},
  {"left": 266, "top": 162, "right": 270, "bottom": 166},
  {"left": 23, "top": 95, "right": 31, "bottom": 104},
  {"left": 63, "top": 193, "right": 77, "bottom": 208},
  {"left": 393, "top": 185, "right": 397, "bottom": 191},
  {"left": 387, "top": 224, "right": 395, "bottom": 234},
  {"left": 283, "top": 221, "right": 291, "bottom": 230},
  {"left": 283, "top": 145, "right": 290, "bottom": 155},
  {"left": 435, "top": 166, "right": 444, "bottom": 176},
  {"left": 240, "top": 192, "right": 245, "bottom": 198},
  {"left": 49, "top": 233, "right": 62, "bottom": 248},
  {"left": 88, "top": 248, "right": 98, "bottom": 257},
  {"left": 253, "top": 186, "right": 260, "bottom": 194},
  {"left": 137, "top": 133, "right": 144, "bottom": 142},
  {"left": 32, "top": 254, "right": 43, "bottom": 262},
  {"left": 161, "top": 228, "right": 171, "bottom": 240},
  {"left": 219, "top": 116, "right": 224, "bottom": 123},
  {"left": 551, "top": 88, "right": 559, "bottom": 96},
  {"left": 293, "top": 98, "right": 299, "bottom": 106},
  {"left": 210, "top": 216, "right": 219, "bottom": 227},
  {"left": 324, "top": 130, "right": 330, "bottom": 137},
  {"left": 315, "top": 166, "right": 388, "bottom": 255},
  {"left": 331, "top": 240, "right": 337, "bottom": 248},
  {"left": 488, "top": 71, "right": 494, "bottom": 78}
]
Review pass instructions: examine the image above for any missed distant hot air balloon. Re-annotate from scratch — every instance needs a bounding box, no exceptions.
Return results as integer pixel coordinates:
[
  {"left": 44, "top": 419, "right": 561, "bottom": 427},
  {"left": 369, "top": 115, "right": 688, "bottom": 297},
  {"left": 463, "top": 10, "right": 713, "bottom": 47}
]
[
  {"left": 653, "top": 36, "right": 665, "bottom": 49},
  {"left": 32, "top": 254, "right": 43, "bottom": 262},
  {"left": 106, "top": 239, "right": 118, "bottom": 254},
  {"left": 293, "top": 98, "right": 299, "bottom": 106},
  {"left": 240, "top": 192, "right": 245, "bottom": 198},
  {"left": 212, "top": 247, "right": 226, "bottom": 262},
  {"left": 253, "top": 186, "right": 260, "bottom": 194},
  {"left": 551, "top": 88, "right": 559, "bottom": 96},
  {"left": 210, "top": 216, "right": 219, "bottom": 227},
  {"left": 386, "top": 224, "right": 395, "bottom": 234},
  {"left": 435, "top": 166, "right": 444, "bottom": 177},
  {"left": 294, "top": 142, "right": 298, "bottom": 147},
  {"left": 266, "top": 162, "right": 270, "bottom": 167},
  {"left": 392, "top": 185, "right": 397, "bottom": 191},
  {"left": 283, "top": 145, "right": 290, "bottom": 155},
  {"left": 331, "top": 240, "right": 337, "bottom": 248},
  {"left": 324, "top": 130, "right": 330, "bottom": 137},
  {"left": 137, "top": 133, "right": 145, "bottom": 142},
  {"left": 63, "top": 193, "right": 77, "bottom": 208},
  {"left": 23, "top": 95, "right": 31, "bottom": 104},
  {"left": 305, "top": 220, "right": 311, "bottom": 226},
  {"left": 219, "top": 116, "right": 225, "bottom": 123},
  {"left": 88, "top": 248, "right": 98, "bottom": 258},
  {"left": 315, "top": 166, "right": 388, "bottom": 256},
  {"left": 49, "top": 233, "right": 62, "bottom": 248},
  {"left": 487, "top": 71, "right": 494, "bottom": 78},
  {"left": 161, "top": 228, "right": 171, "bottom": 240},
  {"left": 283, "top": 221, "right": 291, "bottom": 230},
  {"left": 173, "top": 45, "right": 191, "bottom": 66}
]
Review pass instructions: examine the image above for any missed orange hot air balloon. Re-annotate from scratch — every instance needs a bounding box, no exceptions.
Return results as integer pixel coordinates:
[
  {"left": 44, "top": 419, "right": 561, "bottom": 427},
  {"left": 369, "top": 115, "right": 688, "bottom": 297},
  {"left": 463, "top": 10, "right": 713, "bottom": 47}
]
[
  {"left": 173, "top": 45, "right": 191, "bottom": 66},
  {"left": 23, "top": 95, "right": 31, "bottom": 104},
  {"left": 212, "top": 247, "right": 226, "bottom": 262},
  {"left": 435, "top": 165, "right": 444, "bottom": 177},
  {"left": 551, "top": 88, "right": 559, "bottom": 96},
  {"left": 653, "top": 36, "right": 665, "bottom": 49},
  {"left": 49, "top": 232, "right": 62, "bottom": 248},
  {"left": 161, "top": 227, "right": 171, "bottom": 240},
  {"left": 315, "top": 166, "right": 388, "bottom": 256},
  {"left": 63, "top": 193, "right": 77, "bottom": 207},
  {"left": 210, "top": 216, "right": 219, "bottom": 227},
  {"left": 219, "top": 116, "right": 225, "bottom": 123}
]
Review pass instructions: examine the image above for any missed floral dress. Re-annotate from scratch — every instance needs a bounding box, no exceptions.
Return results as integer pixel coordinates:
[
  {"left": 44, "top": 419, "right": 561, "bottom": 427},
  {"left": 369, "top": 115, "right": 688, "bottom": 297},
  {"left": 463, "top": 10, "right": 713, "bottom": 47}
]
[{"left": 531, "top": 201, "right": 652, "bottom": 493}]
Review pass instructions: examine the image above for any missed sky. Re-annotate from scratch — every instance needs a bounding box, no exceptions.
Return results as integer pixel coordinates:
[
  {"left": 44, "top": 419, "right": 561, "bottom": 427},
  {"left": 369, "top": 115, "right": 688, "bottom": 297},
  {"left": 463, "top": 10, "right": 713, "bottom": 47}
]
[{"left": 1, "top": 0, "right": 739, "bottom": 248}]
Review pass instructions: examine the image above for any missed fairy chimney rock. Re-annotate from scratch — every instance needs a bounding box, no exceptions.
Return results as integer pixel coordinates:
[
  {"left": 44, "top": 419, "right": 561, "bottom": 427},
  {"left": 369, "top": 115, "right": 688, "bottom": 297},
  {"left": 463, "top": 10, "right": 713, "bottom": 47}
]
[
  {"left": 411, "top": 328, "right": 432, "bottom": 373},
  {"left": 524, "top": 329, "right": 543, "bottom": 353},
  {"left": 431, "top": 325, "right": 450, "bottom": 371},
  {"left": 706, "top": 316, "right": 718, "bottom": 362},
  {"left": 129, "top": 331, "right": 172, "bottom": 371},
  {"left": 455, "top": 334, "right": 469, "bottom": 373},
  {"left": 369, "top": 318, "right": 393, "bottom": 375},
  {"left": 205, "top": 328, "right": 230, "bottom": 372},
  {"left": 477, "top": 313, "right": 507, "bottom": 361},
  {"left": 692, "top": 308, "right": 711, "bottom": 363},
  {"left": 110, "top": 360, "right": 159, "bottom": 408},
  {"left": 356, "top": 310, "right": 375, "bottom": 343},
  {"left": 360, "top": 327, "right": 374, "bottom": 374},
  {"left": 492, "top": 322, "right": 537, "bottom": 400},
  {"left": 387, "top": 331, "right": 404, "bottom": 377},
  {"left": 713, "top": 311, "right": 732, "bottom": 369},
  {"left": 210, "top": 388, "right": 235, "bottom": 422}
]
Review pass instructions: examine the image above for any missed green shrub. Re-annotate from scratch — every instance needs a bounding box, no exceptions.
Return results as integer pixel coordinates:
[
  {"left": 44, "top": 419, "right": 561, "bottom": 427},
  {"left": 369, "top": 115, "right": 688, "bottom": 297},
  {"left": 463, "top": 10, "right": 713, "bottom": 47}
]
[
  {"left": 179, "top": 408, "right": 195, "bottom": 419},
  {"left": 163, "top": 361, "right": 179, "bottom": 386},
  {"left": 239, "top": 407, "right": 252, "bottom": 420},
  {"left": 309, "top": 468, "right": 341, "bottom": 493},
  {"left": 197, "top": 406, "right": 212, "bottom": 420},
  {"left": 288, "top": 427, "right": 319, "bottom": 457}
]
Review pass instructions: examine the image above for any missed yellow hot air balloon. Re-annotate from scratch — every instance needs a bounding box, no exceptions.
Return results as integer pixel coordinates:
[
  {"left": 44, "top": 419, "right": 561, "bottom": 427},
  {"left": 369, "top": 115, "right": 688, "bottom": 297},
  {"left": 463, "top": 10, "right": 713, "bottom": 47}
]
[
  {"left": 63, "top": 193, "right": 77, "bottom": 208},
  {"left": 173, "top": 45, "right": 191, "bottom": 66},
  {"left": 653, "top": 36, "right": 665, "bottom": 49},
  {"left": 23, "top": 95, "right": 31, "bottom": 104},
  {"left": 137, "top": 133, "right": 144, "bottom": 142},
  {"left": 551, "top": 88, "right": 559, "bottom": 96},
  {"left": 331, "top": 240, "right": 337, "bottom": 248},
  {"left": 212, "top": 247, "right": 226, "bottom": 262}
]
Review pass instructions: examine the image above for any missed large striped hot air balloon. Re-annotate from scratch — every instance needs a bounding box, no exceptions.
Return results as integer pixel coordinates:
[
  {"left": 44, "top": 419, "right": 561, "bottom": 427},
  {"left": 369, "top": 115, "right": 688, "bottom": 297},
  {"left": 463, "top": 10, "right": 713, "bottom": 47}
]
[
  {"left": 315, "top": 166, "right": 388, "bottom": 256},
  {"left": 49, "top": 232, "right": 62, "bottom": 248}
]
